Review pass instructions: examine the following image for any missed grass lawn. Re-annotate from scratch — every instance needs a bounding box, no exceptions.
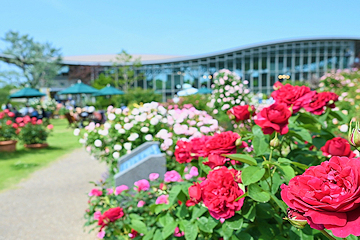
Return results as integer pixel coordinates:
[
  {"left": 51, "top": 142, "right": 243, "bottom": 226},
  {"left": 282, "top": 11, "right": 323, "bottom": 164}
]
[{"left": 0, "top": 118, "right": 82, "bottom": 191}]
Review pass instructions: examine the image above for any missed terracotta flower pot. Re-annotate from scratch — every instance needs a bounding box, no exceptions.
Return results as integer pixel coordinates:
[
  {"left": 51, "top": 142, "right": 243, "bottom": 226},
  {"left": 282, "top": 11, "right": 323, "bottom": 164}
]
[
  {"left": 0, "top": 140, "right": 17, "bottom": 152},
  {"left": 24, "top": 143, "right": 49, "bottom": 149}
]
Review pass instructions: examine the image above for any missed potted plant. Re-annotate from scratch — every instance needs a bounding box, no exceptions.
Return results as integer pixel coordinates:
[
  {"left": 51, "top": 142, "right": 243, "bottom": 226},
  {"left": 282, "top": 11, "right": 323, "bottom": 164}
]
[
  {"left": 0, "top": 109, "right": 19, "bottom": 152},
  {"left": 18, "top": 117, "right": 53, "bottom": 149}
]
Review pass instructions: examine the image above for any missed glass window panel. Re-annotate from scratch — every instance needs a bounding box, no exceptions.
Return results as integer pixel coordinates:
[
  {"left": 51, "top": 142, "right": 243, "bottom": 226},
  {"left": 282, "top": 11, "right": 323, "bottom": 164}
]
[
  {"left": 262, "top": 57, "right": 267, "bottom": 70},
  {"left": 219, "top": 61, "right": 225, "bottom": 69},
  {"left": 270, "top": 74, "right": 276, "bottom": 86},
  {"left": 236, "top": 58, "right": 242, "bottom": 69},
  {"left": 227, "top": 59, "right": 233, "bottom": 71},
  {"left": 270, "top": 57, "right": 275, "bottom": 70},
  {"left": 278, "top": 57, "right": 284, "bottom": 71},
  {"left": 261, "top": 73, "right": 267, "bottom": 87},
  {"left": 245, "top": 58, "right": 250, "bottom": 71},
  {"left": 253, "top": 57, "right": 259, "bottom": 70},
  {"left": 253, "top": 77, "right": 259, "bottom": 87},
  {"left": 286, "top": 57, "right": 292, "bottom": 68}
]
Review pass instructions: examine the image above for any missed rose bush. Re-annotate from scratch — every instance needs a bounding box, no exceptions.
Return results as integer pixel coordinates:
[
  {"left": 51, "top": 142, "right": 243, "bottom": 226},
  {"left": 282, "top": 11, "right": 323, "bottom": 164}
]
[
  {"left": 83, "top": 74, "right": 360, "bottom": 239},
  {"left": 78, "top": 102, "right": 219, "bottom": 174}
]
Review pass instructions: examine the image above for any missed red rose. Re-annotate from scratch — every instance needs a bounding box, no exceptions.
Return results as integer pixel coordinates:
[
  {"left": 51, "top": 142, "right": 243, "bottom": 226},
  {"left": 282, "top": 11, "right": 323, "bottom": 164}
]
[
  {"left": 98, "top": 207, "right": 124, "bottom": 230},
  {"left": 15, "top": 117, "right": 23, "bottom": 123},
  {"left": 201, "top": 167, "right": 244, "bottom": 219},
  {"left": 281, "top": 156, "right": 360, "bottom": 238},
  {"left": 7, "top": 112, "right": 15, "bottom": 118},
  {"left": 6, "top": 120, "right": 12, "bottom": 125},
  {"left": 203, "top": 154, "right": 228, "bottom": 169},
  {"left": 186, "top": 182, "right": 202, "bottom": 207},
  {"left": 254, "top": 103, "right": 292, "bottom": 135},
  {"left": 320, "top": 137, "right": 355, "bottom": 158},
  {"left": 273, "top": 81, "right": 283, "bottom": 90},
  {"left": 4, "top": 109, "right": 9, "bottom": 113},
  {"left": 227, "top": 105, "right": 254, "bottom": 122},
  {"left": 203, "top": 131, "right": 240, "bottom": 156},
  {"left": 23, "top": 116, "right": 31, "bottom": 123},
  {"left": 189, "top": 135, "right": 211, "bottom": 158},
  {"left": 304, "top": 92, "right": 339, "bottom": 115},
  {"left": 174, "top": 140, "right": 192, "bottom": 164},
  {"left": 12, "top": 123, "right": 18, "bottom": 129},
  {"left": 271, "top": 84, "right": 315, "bottom": 113}
]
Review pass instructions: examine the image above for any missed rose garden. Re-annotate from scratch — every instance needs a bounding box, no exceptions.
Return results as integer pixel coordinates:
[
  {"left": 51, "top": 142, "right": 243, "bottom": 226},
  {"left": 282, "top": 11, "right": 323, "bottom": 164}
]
[{"left": 41, "top": 68, "right": 359, "bottom": 240}]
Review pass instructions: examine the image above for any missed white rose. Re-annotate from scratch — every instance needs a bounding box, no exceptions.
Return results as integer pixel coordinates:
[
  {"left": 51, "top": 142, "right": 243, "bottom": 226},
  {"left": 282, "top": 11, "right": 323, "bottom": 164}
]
[
  {"left": 124, "top": 123, "right": 133, "bottom": 130},
  {"left": 339, "top": 124, "right": 348, "bottom": 133},
  {"left": 131, "top": 108, "right": 140, "bottom": 115},
  {"left": 112, "top": 152, "right": 120, "bottom": 159},
  {"left": 145, "top": 134, "right": 153, "bottom": 141},
  {"left": 150, "top": 118, "right": 159, "bottom": 125},
  {"left": 104, "top": 122, "right": 111, "bottom": 129},
  {"left": 108, "top": 113, "right": 116, "bottom": 121},
  {"left": 79, "top": 138, "right": 86, "bottom": 144},
  {"left": 94, "top": 139, "right": 102, "bottom": 147},
  {"left": 140, "top": 127, "right": 149, "bottom": 133},
  {"left": 73, "top": 128, "right": 80, "bottom": 136},
  {"left": 115, "top": 108, "right": 122, "bottom": 115},
  {"left": 128, "top": 133, "right": 139, "bottom": 141},
  {"left": 114, "top": 124, "right": 122, "bottom": 130},
  {"left": 118, "top": 129, "right": 126, "bottom": 134},
  {"left": 114, "top": 144, "right": 122, "bottom": 151},
  {"left": 124, "top": 142, "right": 132, "bottom": 150}
]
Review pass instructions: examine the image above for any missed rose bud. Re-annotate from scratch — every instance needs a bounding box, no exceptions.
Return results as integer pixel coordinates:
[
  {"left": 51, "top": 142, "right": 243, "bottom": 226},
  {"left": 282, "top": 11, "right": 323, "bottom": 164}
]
[
  {"left": 270, "top": 135, "right": 280, "bottom": 148},
  {"left": 285, "top": 208, "right": 308, "bottom": 229},
  {"left": 235, "top": 138, "right": 243, "bottom": 146},
  {"left": 349, "top": 120, "right": 360, "bottom": 148}
]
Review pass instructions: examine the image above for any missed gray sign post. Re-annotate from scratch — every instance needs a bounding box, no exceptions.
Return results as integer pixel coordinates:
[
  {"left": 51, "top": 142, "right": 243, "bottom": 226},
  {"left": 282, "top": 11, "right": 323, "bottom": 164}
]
[{"left": 114, "top": 142, "right": 166, "bottom": 187}]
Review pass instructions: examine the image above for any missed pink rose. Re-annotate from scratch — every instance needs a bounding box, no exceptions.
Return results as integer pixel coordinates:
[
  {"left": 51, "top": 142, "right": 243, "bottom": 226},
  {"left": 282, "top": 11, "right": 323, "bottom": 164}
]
[
  {"left": 134, "top": 179, "right": 150, "bottom": 192},
  {"left": 189, "top": 166, "right": 199, "bottom": 177},
  {"left": 137, "top": 200, "right": 146, "bottom": 207},
  {"left": 89, "top": 188, "right": 102, "bottom": 197},
  {"left": 164, "top": 170, "right": 182, "bottom": 182},
  {"left": 155, "top": 195, "right": 169, "bottom": 205},
  {"left": 106, "top": 188, "right": 113, "bottom": 195},
  {"left": 115, "top": 185, "right": 129, "bottom": 195},
  {"left": 149, "top": 173, "right": 159, "bottom": 181},
  {"left": 47, "top": 124, "right": 54, "bottom": 130},
  {"left": 94, "top": 211, "right": 102, "bottom": 220}
]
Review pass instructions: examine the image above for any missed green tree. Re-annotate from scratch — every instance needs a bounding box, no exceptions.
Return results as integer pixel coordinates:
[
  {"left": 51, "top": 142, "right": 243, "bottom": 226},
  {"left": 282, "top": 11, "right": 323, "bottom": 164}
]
[
  {"left": 0, "top": 31, "right": 62, "bottom": 88},
  {"left": 112, "top": 50, "right": 141, "bottom": 92},
  {"left": 92, "top": 73, "right": 114, "bottom": 89}
]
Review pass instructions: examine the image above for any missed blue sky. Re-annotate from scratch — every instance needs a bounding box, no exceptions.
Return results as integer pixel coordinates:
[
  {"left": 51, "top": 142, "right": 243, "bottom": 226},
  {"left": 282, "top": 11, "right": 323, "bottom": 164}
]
[{"left": 0, "top": 0, "right": 359, "bottom": 57}]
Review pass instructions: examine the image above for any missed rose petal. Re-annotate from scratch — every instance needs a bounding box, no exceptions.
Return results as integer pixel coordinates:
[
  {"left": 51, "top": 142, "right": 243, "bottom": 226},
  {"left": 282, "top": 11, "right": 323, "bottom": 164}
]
[{"left": 305, "top": 210, "right": 347, "bottom": 227}]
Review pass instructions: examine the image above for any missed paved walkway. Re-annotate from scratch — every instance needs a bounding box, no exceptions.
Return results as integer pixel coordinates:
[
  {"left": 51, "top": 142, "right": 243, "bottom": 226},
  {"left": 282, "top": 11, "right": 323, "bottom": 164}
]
[{"left": 0, "top": 148, "right": 107, "bottom": 240}]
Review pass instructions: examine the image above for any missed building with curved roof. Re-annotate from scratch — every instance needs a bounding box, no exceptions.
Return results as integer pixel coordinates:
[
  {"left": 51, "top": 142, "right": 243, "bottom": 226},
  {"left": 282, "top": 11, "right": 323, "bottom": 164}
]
[{"left": 2, "top": 37, "right": 360, "bottom": 100}]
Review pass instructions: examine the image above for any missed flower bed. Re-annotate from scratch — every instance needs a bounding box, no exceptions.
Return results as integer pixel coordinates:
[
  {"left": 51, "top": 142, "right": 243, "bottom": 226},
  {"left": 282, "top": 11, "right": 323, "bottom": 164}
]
[
  {"left": 78, "top": 102, "right": 219, "bottom": 174},
  {"left": 83, "top": 71, "right": 360, "bottom": 239}
]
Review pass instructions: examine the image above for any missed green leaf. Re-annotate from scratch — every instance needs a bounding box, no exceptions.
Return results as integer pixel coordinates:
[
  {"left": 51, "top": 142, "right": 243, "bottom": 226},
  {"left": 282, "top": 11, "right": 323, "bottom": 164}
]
[
  {"left": 197, "top": 217, "right": 218, "bottom": 233},
  {"left": 225, "top": 214, "right": 243, "bottom": 229},
  {"left": 159, "top": 213, "right": 174, "bottom": 227},
  {"left": 256, "top": 203, "right": 274, "bottom": 219},
  {"left": 278, "top": 158, "right": 308, "bottom": 170},
  {"left": 222, "top": 154, "right": 257, "bottom": 166},
  {"left": 183, "top": 220, "right": 198, "bottom": 240},
  {"left": 271, "top": 172, "right": 284, "bottom": 194},
  {"left": 241, "top": 202, "right": 256, "bottom": 221},
  {"left": 269, "top": 192, "right": 287, "bottom": 214},
  {"left": 252, "top": 125, "right": 270, "bottom": 156},
  {"left": 241, "top": 166, "right": 266, "bottom": 186},
  {"left": 248, "top": 184, "right": 270, "bottom": 203},
  {"left": 191, "top": 205, "right": 208, "bottom": 220},
  {"left": 129, "top": 213, "right": 143, "bottom": 220},
  {"left": 162, "top": 221, "right": 178, "bottom": 239},
  {"left": 153, "top": 229, "right": 162, "bottom": 239},
  {"left": 175, "top": 202, "right": 189, "bottom": 218},
  {"left": 168, "top": 185, "right": 182, "bottom": 205},
  {"left": 221, "top": 223, "right": 234, "bottom": 239},
  {"left": 130, "top": 219, "right": 148, "bottom": 234},
  {"left": 143, "top": 228, "right": 155, "bottom": 240},
  {"left": 235, "top": 232, "right": 254, "bottom": 240},
  {"left": 199, "top": 157, "right": 211, "bottom": 174},
  {"left": 278, "top": 163, "right": 295, "bottom": 182}
]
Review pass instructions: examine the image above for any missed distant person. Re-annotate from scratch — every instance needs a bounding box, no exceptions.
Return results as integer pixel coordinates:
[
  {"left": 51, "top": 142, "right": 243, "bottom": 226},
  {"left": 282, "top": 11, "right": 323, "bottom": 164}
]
[{"left": 5, "top": 102, "right": 13, "bottom": 110}]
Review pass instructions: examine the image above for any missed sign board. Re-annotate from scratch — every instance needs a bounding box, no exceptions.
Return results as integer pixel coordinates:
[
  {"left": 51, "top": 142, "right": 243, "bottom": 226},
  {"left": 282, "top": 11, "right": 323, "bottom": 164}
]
[{"left": 114, "top": 142, "right": 166, "bottom": 187}]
